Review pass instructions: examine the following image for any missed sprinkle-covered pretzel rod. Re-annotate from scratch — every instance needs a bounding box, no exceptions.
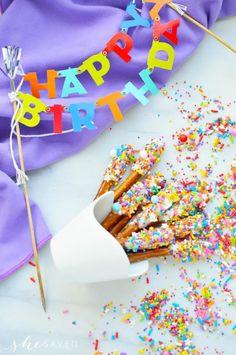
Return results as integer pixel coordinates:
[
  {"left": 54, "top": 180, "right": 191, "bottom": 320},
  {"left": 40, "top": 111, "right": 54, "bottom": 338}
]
[
  {"left": 122, "top": 223, "right": 175, "bottom": 250},
  {"left": 117, "top": 183, "right": 210, "bottom": 243},
  {"left": 170, "top": 213, "right": 207, "bottom": 238},
  {"left": 109, "top": 215, "right": 130, "bottom": 235},
  {"left": 116, "top": 182, "right": 185, "bottom": 241},
  {"left": 158, "top": 190, "right": 209, "bottom": 223},
  {"left": 95, "top": 180, "right": 113, "bottom": 199},
  {"left": 102, "top": 210, "right": 124, "bottom": 231},
  {"left": 113, "top": 138, "right": 165, "bottom": 201},
  {"left": 109, "top": 211, "right": 160, "bottom": 236},
  {"left": 102, "top": 172, "right": 166, "bottom": 231},
  {"left": 126, "top": 213, "right": 207, "bottom": 262},
  {"left": 95, "top": 144, "right": 136, "bottom": 200},
  {"left": 122, "top": 213, "right": 206, "bottom": 251},
  {"left": 128, "top": 247, "right": 170, "bottom": 263}
]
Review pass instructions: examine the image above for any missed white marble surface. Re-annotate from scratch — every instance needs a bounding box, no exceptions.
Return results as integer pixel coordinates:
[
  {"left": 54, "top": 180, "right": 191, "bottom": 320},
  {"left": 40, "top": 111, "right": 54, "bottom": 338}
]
[{"left": 0, "top": 17, "right": 236, "bottom": 355}]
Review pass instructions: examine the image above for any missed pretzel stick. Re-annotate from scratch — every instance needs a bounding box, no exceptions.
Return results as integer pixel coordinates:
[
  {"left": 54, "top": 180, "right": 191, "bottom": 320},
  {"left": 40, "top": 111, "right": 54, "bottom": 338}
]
[
  {"left": 95, "top": 144, "right": 136, "bottom": 199},
  {"left": 117, "top": 186, "right": 209, "bottom": 242},
  {"left": 122, "top": 213, "right": 208, "bottom": 264},
  {"left": 102, "top": 211, "right": 123, "bottom": 230},
  {"left": 119, "top": 223, "right": 174, "bottom": 248},
  {"left": 109, "top": 206, "right": 147, "bottom": 235},
  {"left": 95, "top": 180, "right": 113, "bottom": 199},
  {"left": 116, "top": 187, "right": 182, "bottom": 241},
  {"left": 121, "top": 214, "right": 205, "bottom": 251},
  {"left": 128, "top": 247, "right": 170, "bottom": 262},
  {"left": 100, "top": 140, "right": 165, "bottom": 230},
  {"left": 170, "top": 213, "right": 206, "bottom": 238},
  {"left": 114, "top": 177, "right": 210, "bottom": 237},
  {"left": 117, "top": 223, "right": 139, "bottom": 241},
  {"left": 113, "top": 138, "right": 164, "bottom": 201},
  {"left": 116, "top": 220, "right": 165, "bottom": 242},
  {"left": 127, "top": 235, "right": 192, "bottom": 262},
  {"left": 109, "top": 215, "right": 130, "bottom": 235},
  {"left": 102, "top": 173, "right": 165, "bottom": 231},
  {"left": 102, "top": 180, "right": 144, "bottom": 230},
  {"left": 108, "top": 205, "right": 162, "bottom": 236},
  {"left": 126, "top": 229, "right": 195, "bottom": 263},
  {"left": 108, "top": 208, "right": 154, "bottom": 236},
  {"left": 127, "top": 231, "right": 199, "bottom": 263},
  {"left": 113, "top": 170, "right": 140, "bottom": 201}
]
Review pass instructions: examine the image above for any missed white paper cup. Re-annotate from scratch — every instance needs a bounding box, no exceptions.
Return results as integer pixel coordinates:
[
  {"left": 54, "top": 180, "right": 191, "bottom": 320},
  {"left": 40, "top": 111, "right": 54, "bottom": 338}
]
[{"left": 50, "top": 192, "right": 148, "bottom": 283}]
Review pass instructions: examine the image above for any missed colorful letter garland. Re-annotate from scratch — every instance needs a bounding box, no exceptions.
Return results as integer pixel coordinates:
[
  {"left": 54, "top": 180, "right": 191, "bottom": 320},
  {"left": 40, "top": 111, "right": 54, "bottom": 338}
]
[{"left": 15, "top": 1, "right": 180, "bottom": 134}]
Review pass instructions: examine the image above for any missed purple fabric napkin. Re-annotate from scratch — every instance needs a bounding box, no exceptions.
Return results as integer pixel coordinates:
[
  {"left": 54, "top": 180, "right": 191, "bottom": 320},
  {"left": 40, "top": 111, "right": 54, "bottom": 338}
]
[{"left": 0, "top": 0, "right": 235, "bottom": 280}]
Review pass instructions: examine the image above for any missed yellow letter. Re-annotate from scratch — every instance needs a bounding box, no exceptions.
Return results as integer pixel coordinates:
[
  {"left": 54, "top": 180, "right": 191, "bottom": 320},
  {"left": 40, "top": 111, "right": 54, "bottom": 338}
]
[
  {"left": 16, "top": 92, "right": 47, "bottom": 127},
  {"left": 147, "top": 40, "right": 175, "bottom": 71},
  {"left": 78, "top": 52, "right": 110, "bottom": 86}
]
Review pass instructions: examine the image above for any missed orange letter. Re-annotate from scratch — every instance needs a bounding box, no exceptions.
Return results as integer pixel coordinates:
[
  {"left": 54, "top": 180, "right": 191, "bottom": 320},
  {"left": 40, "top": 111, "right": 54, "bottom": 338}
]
[
  {"left": 144, "top": 0, "right": 171, "bottom": 19},
  {"left": 97, "top": 92, "right": 125, "bottom": 121},
  {"left": 24, "top": 69, "right": 58, "bottom": 98}
]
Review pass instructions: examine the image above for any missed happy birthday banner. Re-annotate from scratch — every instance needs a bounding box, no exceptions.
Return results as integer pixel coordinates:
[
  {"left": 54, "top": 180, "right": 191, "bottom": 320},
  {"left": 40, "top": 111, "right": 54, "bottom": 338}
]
[{"left": 15, "top": 0, "right": 180, "bottom": 134}]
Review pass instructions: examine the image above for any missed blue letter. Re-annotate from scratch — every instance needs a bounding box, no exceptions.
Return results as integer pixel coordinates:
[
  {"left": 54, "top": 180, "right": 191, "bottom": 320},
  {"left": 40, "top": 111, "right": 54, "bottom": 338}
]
[
  {"left": 123, "top": 69, "right": 159, "bottom": 105},
  {"left": 59, "top": 67, "right": 87, "bottom": 97},
  {"left": 120, "top": 3, "right": 151, "bottom": 32},
  {"left": 68, "top": 103, "right": 96, "bottom": 132}
]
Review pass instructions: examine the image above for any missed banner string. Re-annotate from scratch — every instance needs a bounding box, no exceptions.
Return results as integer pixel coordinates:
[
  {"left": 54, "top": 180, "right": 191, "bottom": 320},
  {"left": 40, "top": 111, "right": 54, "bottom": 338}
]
[{"left": 8, "top": 68, "right": 75, "bottom": 181}]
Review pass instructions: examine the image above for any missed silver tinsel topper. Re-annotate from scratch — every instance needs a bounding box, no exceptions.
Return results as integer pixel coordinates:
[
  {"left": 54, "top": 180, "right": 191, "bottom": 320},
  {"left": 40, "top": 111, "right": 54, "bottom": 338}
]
[{"left": 2, "top": 46, "right": 22, "bottom": 80}]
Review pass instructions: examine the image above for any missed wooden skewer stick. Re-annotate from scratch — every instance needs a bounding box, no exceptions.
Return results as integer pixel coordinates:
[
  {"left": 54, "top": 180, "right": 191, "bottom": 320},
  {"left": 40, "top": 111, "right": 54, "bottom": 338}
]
[
  {"left": 10, "top": 79, "right": 47, "bottom": 312},
  {"left": 168, "top": 2, "right": 236, "bottom": 54}
]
